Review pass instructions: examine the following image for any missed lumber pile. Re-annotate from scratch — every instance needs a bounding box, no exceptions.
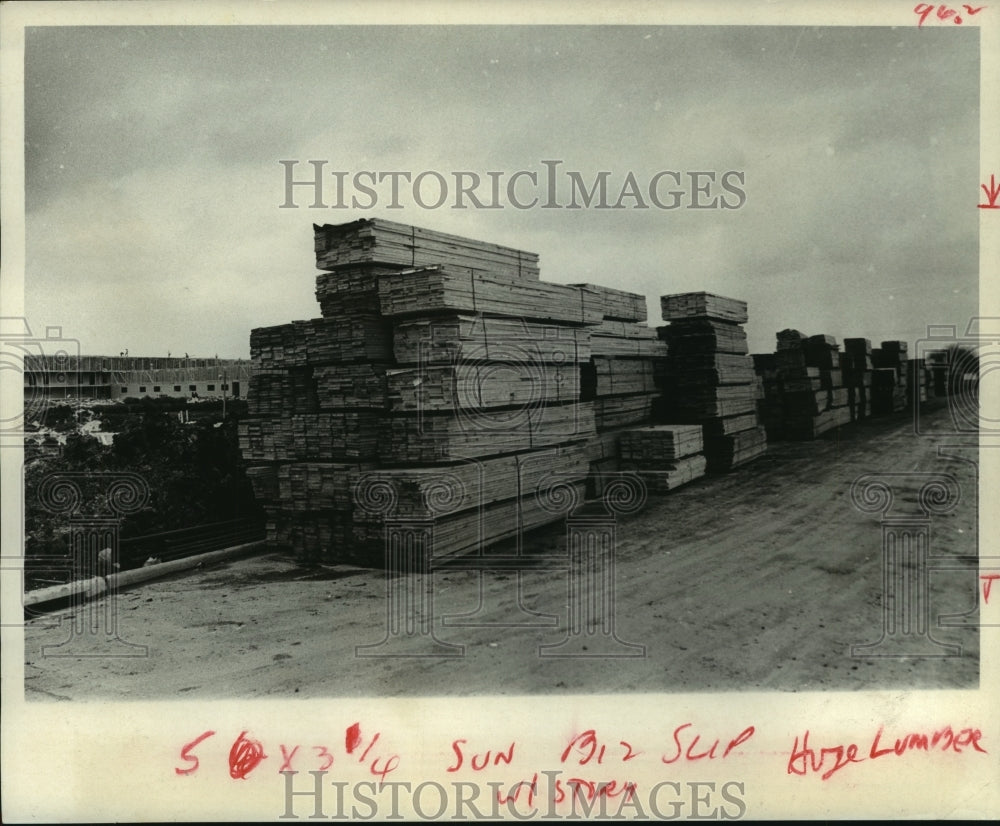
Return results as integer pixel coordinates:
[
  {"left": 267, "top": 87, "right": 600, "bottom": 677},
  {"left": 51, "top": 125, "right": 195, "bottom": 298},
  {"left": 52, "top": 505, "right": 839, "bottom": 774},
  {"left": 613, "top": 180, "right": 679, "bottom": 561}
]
[
  {"left": 908, "top": 358, "right": 929, "bottom": 403},
  {"left": 378, "top": 266, "right": 603, "bottom": 324},
  {"left": 241, "top": 219, "right": 657, "bottom": 565},
  {"left": 655, "top": 293, "right": 767, "bottom": 472},
  {"left": 871, "top": 341, "right": 909, "bottom": 413},
  {"left": 314, "top": 218, "right": 541, "bottom": 279},
  {"left": 618, "top": 424, "right": 707, "bottom": 492},
  {"left": 393, "top": 315, "right": 591, "bottom": 365},
  {"left": 753, "top": 330, "right": 852, "bottom": 440},
  {"left": 842, "top": 338, "right": 874, "bottom": 423},
  {"left": 574, "top": 301, "right": 665, "bottom": 489},
  {"left": 926, "top": 350, "right": 949, "bottom": 396}
]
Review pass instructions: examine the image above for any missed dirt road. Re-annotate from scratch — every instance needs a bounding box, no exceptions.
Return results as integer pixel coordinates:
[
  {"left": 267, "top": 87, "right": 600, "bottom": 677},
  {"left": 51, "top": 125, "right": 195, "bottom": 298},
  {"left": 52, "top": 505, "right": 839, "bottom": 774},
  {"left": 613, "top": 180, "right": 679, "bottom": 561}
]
[{"left": 23, "top": 401, "right": 980, "bottom": 699}]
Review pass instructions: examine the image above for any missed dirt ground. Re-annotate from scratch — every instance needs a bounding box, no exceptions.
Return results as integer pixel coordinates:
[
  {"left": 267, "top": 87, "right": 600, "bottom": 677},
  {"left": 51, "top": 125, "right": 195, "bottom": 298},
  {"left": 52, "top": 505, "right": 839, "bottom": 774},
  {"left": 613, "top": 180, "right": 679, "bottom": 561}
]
[{"left": 22, "top": 401, "right": 980, "bottom": 699}]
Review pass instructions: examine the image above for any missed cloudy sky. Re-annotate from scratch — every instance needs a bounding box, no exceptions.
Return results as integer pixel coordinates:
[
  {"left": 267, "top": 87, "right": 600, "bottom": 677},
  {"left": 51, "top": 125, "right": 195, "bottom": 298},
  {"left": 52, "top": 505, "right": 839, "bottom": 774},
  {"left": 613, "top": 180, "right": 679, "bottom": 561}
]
[{"left": 24, "top": 23, "right": 979, "bottom": 358}]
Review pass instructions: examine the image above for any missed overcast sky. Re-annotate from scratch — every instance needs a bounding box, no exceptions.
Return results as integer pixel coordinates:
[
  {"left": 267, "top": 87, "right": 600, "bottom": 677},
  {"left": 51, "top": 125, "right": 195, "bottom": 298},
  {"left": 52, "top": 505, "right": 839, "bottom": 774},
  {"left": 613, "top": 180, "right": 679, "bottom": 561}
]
[{"left": 24, "top": 24, "right": 979, "bottom": 358}]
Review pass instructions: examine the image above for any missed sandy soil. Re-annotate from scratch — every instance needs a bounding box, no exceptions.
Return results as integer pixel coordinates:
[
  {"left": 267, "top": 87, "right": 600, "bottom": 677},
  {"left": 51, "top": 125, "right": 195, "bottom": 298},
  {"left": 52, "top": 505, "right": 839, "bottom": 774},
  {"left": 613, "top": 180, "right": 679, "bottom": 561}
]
[{"left": 23, "top": 401, "right": 980, "bottom": 699}]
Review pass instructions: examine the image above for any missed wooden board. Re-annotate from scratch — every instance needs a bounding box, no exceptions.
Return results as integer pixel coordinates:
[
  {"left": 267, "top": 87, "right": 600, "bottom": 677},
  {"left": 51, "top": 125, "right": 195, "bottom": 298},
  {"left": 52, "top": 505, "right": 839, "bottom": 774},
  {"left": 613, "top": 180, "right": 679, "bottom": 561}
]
[
  {"left": 570, "top": 283, "right": 647, "bottom": 322},
  {"left": 620, "top": 424, "right": 703, "bottom": 461},
  {"left": 818, "top": 369, "right": 844, "bottom": 389},
  {"left": 661, "top": 292, "right": 748, "bottom": 324},
  {"left": 830, "top": 388, "right": 850, "bottom": 408},
  {"left": 782, "top": 408, "right": 851, "bottom": 440},
  {"left": 584, "top": 357, "right": 657, "bottom": 398},
  {"left": 248, "top": 369, "right": 319, "bottom": 416},
  {"left": 315, "top": 265, "right": 402, "bottom": 318},
  {"left": 378, "top": 402, "right": 595, "bottom": 464},
  {"left": 665, "top": 363, "right": 757, "bottom": 388},
  {"left": 620, "top": 454, "right": 707, "bottom": 492},
  {"left": 658, "top": 320, "right": 748, "bottom": 355},
  {"left": 593, "top": 393, "right": 655, "bottom": 431},
  {"left": 351, "top": 482, "right": 588, "bottom": 563},
  {"left": 277, "top": 462, "right": 376, "bottom": 512},
  {"left": 314, "top": 364, "right": 389, "bottom": 409},
  {"left": 239, "top": 413, "right": 382, "bottom": 462},
  {"left": 393, "top": 314, "right": 591, "bottom": 366},
  {"left": 702, "top": 412, "right": 760, "bottom": 437},
  {"left": 704, "top": 426, "right": 767, "bottom": 471},
  {"left": 590, "top": 320, "right": 668, "bottom": 359},
  {"left": 843, "top": 338, "right": 873, "bottom": 355},
  {"left": 378, "top": 266, "right": 602, "bottom": 324},
  {"left": 781, "top": 389, "right": 830, "bottom": 416},
  {"left": 776, "top": 329, "right": 808, "bottom": 349},
  {"left": 245, "top": 465, "right": 279, "bottom": 502},
  {"left": 803, "top": 338, "right": 840, "bottom": 369},
  {"left": 251, "top": 315, "right": 393, "bottom": 368},
  {"left": 314, "top": 219, "right": 541, "bottom": 279},
  {"left": 351, "top": 445, "right": 590, "bottom": 522},
  {"left": 385, "top": 362, "right": 580, "bottom": 411},
  {"left": 657, "top": 394, "right": 758, "bottom": 421},
  {"left": 780, "top": 377, "right": 823, "bottom": 393}
]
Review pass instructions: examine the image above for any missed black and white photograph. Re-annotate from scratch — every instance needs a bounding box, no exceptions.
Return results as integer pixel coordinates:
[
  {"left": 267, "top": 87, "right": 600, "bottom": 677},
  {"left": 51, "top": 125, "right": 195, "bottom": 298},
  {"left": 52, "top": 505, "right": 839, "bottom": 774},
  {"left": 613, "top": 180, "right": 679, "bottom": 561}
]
[{"left": 2, "top": 0, "right": 998, "bottom": 821}]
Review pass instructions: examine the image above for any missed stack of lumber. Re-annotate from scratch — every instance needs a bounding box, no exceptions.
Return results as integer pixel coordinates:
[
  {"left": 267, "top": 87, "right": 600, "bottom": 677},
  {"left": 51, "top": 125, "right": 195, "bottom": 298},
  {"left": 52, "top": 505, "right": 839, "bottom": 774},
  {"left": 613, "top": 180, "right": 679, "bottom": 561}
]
[
  {"left": 572, "top": 283, "right": 648, "bottom": 323},
  {"left": 589, "top": 320, "right": 668, "bottom": 359},
  {"left": 314, "top": 218, "right": 541, "bottom": 279},
  {"left": 617, "top": 424, "right": 707, "bottom": 492},
  {"left": 385, "top": 361, "right": 580, "bottom": 411},
  {"left": 656, "top": 293, "right": 767, "bottom": 471},
  {"left": 242, "top": 219, "right": 662, "bottom": 565},
  {"left": 393, "top": 315, "right": 591, "bottom": 365},
  {"left": 250, "top": 316, "right": 393, "bottom": 368},
  {"left": 315, "top": 265, "right": 400, "bottom": 317},
  {"left": 872, "top": 341, "right": 909, "bottom": 413},
  {"left": 378, "top": 266, "right": 602, "bottom": 324},
  {"left": 754, "top": 330, "right": 851, "bottom": 440},
  {"left": 351, "top": 481, "right": 588, "bottom": 564},
  {"left": 568, "top": 289, "right": 662, "bottom": 436},
  {"left": 926, "top": 350, "right": 949, "bottom": 396},
  {"left": 378, "top": 402, "right": 594, "bottom": 464},
  {"left": 351, "top": 446, "right": 589, "bottom": 523},
  {"left": 842, "top": 338, "right": 874, "bottom": 422},
  {"left": 908, "top": 358, "right": 928, "bottom": 403},
  {"left": 871, "top": 368, "right": 900, "bottom": 415}
]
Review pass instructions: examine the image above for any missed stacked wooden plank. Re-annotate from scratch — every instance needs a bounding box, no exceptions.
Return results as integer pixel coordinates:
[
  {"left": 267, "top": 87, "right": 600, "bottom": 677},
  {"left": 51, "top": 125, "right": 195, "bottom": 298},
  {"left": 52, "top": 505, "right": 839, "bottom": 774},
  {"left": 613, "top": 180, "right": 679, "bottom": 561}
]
[
  {"left": 589, "top": 320, "right": 667, "bottom": 359},
  {"left": 661, "top": 292, "right": 748, "bottom": 324},
  {"left": 250, "top": 316, "right": 393, "bottom": 368},
  {"left": 378, "top": 266, "right": 602, "bottom": 324},
  {"left": 908, "top": 358, "right": 928, "bottom": 403},
  {"left": 656, "top": 293, "right": 767, "bottom": 472},
  {"left": 842, "top": 338, "right": 874, "bottom": 422},
  {"left": 872, "top": 341, "right": 909, "bottom": 413},
  {"left": 753, "top": 331, "right": 851, "bottom": 440},
  {"left": 315, "top": 265, "right": 401, "bottom": 318},
  {"left": 393, "top": 315, "right": 591, "bottom": 366},
  {"left": 351, "top": 446, "right": 590, "bottom": 523},
  {"left": 617, "top": 424, "right": 707, "bottom": 492},
  {"left": 314, "top": 218, "right": 541, "bottom": 279},
  {"left": 584, "top": 358, "right": 657, "bottom": 399},
  {"left": 351, "top": 481, "right": 588, "bottom": 565},
  {"left": 926, "top": 350, "right": 949, "bottom": 396},
  {"left": 378, "top": 402, "right": 594, "bottom": 464},
  {"left": 385, "top": 361, "right": 581, "bottom": 411},
  {"left": 243, "top": 219, "right": 661, "bottom": 564},
  {"left": 572, "top": 284, "right": 648, "bottom": 323}
]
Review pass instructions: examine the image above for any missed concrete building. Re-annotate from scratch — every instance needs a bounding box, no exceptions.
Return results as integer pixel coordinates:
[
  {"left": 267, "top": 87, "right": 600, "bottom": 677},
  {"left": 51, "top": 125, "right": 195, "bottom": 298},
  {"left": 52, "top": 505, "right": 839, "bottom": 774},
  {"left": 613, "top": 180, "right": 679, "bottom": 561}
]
[{"left": 23, "top": 356, "right": 253, "bottom": 401}]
